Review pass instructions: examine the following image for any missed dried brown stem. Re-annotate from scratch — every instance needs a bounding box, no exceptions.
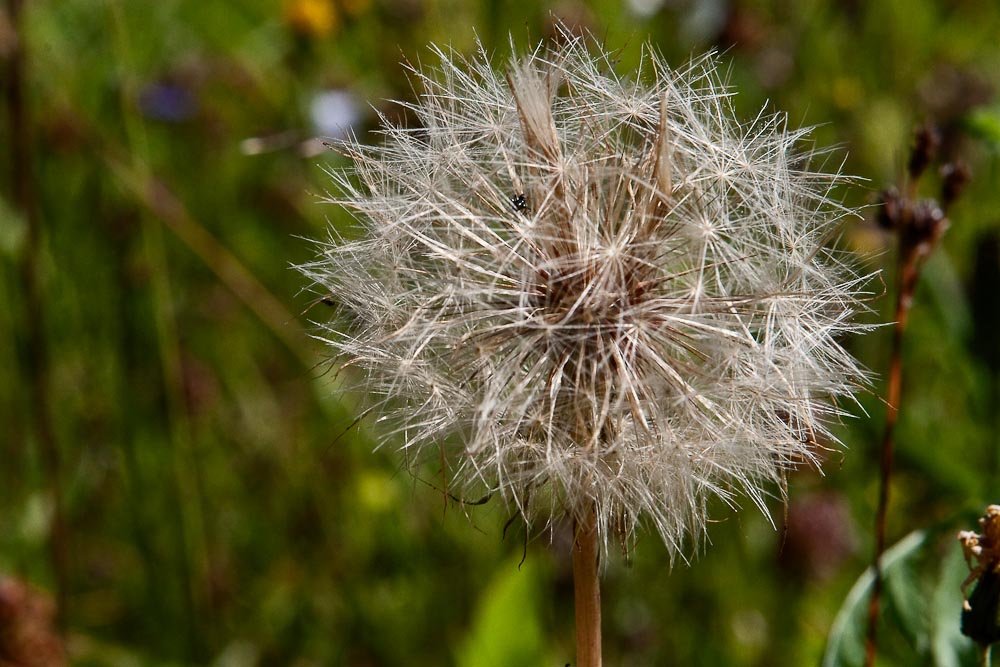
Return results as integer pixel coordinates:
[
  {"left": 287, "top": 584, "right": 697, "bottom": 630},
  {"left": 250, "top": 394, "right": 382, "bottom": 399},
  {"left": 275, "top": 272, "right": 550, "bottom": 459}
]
[
  {"left": 573, "top": 507, "right": 602, "bottom": 667},
  {"left": 864, "top": 250, "right": 916, "bottom": 667},
  {"left": 864, "top": 184, "right": 948, "bottom": 665}
]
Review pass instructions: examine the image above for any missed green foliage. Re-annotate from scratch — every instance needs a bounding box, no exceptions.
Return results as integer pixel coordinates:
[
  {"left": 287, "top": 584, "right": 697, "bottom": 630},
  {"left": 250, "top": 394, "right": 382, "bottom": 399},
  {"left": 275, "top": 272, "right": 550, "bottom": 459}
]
[
  {"left": 823, "top": 527, "right": 981, "bottom": 667},
  {"left": 455, "top": 557, "right": 547, "bottom": 667},
  {"left": 823, "top": 531, "right": 928, "bottom": 667},
  {"left": 967, "top": 106, "right": 1000, "bottom": 153},
  {"left": 2, "top": 0, "right": 999, "bottom": 664}
]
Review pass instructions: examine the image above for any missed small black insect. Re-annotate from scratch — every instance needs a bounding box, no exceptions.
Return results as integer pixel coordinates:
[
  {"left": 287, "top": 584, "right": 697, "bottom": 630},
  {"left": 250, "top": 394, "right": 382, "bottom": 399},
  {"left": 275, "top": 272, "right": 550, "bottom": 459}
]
[{"left": 510, "top": 193, "right": 527, "bottom": 212}]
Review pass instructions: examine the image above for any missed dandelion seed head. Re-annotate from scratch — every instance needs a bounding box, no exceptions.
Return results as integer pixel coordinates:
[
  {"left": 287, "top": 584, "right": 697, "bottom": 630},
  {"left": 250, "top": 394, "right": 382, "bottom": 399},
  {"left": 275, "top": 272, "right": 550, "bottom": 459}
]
[{"left": 301, "top": 26, "right": 872, "bottom": 559}]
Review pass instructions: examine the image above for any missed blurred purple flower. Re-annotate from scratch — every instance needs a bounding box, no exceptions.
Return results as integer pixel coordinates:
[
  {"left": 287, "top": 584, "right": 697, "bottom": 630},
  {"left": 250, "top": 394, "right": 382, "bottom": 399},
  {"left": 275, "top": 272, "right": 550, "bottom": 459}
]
[
  {"left": 781, "top": 493, "right": 857, "bottom": 580},
  {"left": 138, "top": 82, "right": 197, "bottom": 123}
]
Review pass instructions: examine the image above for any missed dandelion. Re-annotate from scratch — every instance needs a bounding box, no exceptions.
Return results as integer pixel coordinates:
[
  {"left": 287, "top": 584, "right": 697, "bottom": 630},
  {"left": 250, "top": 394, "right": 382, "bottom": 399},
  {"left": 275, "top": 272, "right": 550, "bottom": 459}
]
[{"left": 301, "top": 25, "right": 870, "bottom": 664}]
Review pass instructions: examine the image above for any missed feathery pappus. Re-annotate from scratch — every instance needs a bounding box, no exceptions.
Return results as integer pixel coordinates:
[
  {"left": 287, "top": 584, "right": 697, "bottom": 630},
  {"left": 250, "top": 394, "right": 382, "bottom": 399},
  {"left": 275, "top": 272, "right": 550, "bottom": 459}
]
[{"left": 300, "top": 25, "right": 873, "bottom": 559}]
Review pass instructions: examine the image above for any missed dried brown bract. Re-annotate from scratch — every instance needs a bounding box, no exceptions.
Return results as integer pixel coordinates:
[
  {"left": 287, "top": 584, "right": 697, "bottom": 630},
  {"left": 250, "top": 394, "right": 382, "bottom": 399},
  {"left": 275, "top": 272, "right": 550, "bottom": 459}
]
[{"left": 960, "top": 505, "right": 1000, "bottom": 611}]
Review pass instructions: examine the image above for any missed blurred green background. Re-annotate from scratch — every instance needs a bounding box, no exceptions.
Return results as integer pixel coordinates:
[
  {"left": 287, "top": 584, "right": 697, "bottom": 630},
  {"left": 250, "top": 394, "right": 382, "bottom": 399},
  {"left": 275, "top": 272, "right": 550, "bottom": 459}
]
[{"left": 2, "top": 0, "right": 1000, "bottom": 665}]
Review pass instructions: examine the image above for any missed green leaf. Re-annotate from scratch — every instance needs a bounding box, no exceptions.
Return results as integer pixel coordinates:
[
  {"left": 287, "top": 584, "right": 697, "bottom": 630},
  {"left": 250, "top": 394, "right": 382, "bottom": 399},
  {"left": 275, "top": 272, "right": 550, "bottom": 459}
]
[
  {"left": 965, "top": 106, "right": 1000, "bottom": 152},
  {"left": 885, "top": 549, "right": 929, "bottom": 651},
  {"left": 931, "top": 544, "right": 978, "bottom": 667},
  {"left": 823, "top": 531, "right": 929, "bottom": 667},
  {"left": 455, "top": 557, "right": 546, "bottom": 667}
]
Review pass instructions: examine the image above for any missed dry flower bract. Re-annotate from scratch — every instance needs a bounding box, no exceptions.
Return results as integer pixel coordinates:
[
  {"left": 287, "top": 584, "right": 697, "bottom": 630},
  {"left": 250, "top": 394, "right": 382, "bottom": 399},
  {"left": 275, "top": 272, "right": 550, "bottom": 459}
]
[{"left": 301, "top": 27, "right": 871, "bottom": 558}]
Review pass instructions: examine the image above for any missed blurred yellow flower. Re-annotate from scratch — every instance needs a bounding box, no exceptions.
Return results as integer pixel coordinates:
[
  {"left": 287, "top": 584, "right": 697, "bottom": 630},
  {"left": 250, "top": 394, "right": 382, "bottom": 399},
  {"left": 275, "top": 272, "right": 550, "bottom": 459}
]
[{"left": 284, "top": 0, "right": 337, "bottom": 37}]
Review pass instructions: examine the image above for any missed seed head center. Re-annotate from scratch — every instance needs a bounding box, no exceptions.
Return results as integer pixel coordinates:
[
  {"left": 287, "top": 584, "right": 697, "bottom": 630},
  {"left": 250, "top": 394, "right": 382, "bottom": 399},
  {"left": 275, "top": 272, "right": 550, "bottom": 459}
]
[{"left": 534, "top": 255, "right": 645, "bottom": 331}]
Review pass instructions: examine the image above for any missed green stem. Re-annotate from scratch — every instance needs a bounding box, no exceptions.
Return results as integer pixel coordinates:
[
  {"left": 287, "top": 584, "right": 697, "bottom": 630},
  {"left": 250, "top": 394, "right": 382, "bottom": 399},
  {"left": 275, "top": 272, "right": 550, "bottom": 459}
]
[
  {"left": 6, "top": 0, "right": 70, "bottom": 623},
  {"left": 980, "top": 645, "right": 992, "bottom": 667},
  {"left": 106, "top": 0, "right": 209, "bottom": 656}
]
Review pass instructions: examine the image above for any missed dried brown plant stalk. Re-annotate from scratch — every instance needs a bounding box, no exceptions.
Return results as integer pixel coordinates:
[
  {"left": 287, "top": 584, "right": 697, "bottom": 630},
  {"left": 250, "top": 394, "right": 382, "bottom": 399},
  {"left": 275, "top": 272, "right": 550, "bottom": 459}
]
[{"left": 864, "top": 124, "right": 969, "bottom": 667}]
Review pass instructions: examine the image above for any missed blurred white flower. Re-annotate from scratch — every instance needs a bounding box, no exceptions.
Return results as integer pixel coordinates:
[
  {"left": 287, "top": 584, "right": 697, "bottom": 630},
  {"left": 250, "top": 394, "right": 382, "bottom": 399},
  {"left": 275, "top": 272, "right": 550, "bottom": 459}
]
[
  {"left": 310, "top": 88, "right": 361, "bottom": 140},
  {"left": 301, "top": 27, "right": 871, "bottom": 558},
  {"left": 240, "top": 88, "right": 362, "bottom": 158},
  {"left": 626, "top": 0, "right": 667, "bottom": 19}
]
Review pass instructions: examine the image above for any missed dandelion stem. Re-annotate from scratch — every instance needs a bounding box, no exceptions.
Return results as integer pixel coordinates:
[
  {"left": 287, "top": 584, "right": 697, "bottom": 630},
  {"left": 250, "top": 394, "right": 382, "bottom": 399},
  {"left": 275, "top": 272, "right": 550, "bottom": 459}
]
[
  {"left": 573, "top": 507, "right": 602, "bottom": 667},
  {"left": 980, "top": 644, "right": 992, "bottom": 667}
]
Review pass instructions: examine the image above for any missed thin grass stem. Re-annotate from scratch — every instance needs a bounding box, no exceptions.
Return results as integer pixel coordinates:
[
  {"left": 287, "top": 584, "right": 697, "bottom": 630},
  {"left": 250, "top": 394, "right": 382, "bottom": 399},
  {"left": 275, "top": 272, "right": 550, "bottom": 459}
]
[{"left": 5, "top": 0, "right": 70, "bottom": 625}]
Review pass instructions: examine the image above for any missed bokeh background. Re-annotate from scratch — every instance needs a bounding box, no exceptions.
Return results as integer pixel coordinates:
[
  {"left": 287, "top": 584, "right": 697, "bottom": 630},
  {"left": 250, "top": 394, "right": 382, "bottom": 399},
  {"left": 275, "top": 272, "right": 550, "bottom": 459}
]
[{"left": 2, "top": 0, "right": 1000, "bottom": 665}]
